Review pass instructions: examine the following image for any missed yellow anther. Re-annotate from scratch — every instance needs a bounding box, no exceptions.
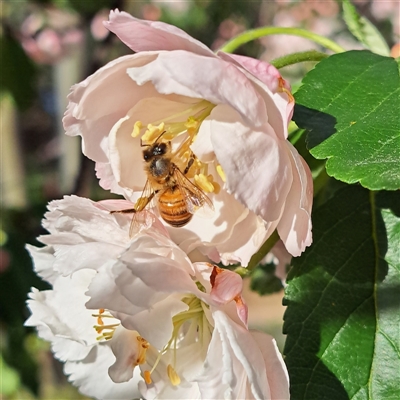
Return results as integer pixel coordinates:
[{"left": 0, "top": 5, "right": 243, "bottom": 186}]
[
  {"left": 216, "top": 165, "right": 226, "bottom": 182},
  {"left": 134, "top": 335, "right": 150, "bottom": 365},
  {"left": 132, "top": 121, "right": 143, "bottom": 137},
  {"left": 194, "top": 174, "right": 219, "bottom": 194},
  {"left": 144, "top": 370, "right": 152, "bottom": 384},
  {"left": 167, "top": 364, "right": 181, "bottom": 386},
  {"left": 142, "top": 122, "right": 165, "bottom": 143},
  {"left": 185, "top": 116, "right": 199, "bottom": 130},
  {"left": 211, "top": 177, "right": 220, "bottom": 194}
]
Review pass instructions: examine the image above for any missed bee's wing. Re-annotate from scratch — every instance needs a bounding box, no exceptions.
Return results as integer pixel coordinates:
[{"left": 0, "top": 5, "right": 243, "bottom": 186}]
[
  {"left": 173, "top": 168, "right": 214, "bottom": 216},
  {"left": 130, "top": 180, "right": 156, "bottom": 237}
]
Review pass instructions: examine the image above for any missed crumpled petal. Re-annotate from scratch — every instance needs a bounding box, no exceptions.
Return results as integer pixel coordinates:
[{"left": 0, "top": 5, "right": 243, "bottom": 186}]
[
  {"left": 25, "top": 269, "right": 98, "bottom": 362},
  {"left": 64, "top": 343, "right": 141, "bottom": 400}
]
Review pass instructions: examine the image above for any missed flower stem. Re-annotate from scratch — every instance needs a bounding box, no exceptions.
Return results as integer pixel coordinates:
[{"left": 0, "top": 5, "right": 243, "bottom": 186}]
[
  {"left": 219, "top": 27, "right": 346, "bottom": 54},
  {"left": 271, "top": 50, "right": 329, "bottom": 69},
  {"left": 247, "top": 230, "right": 280, "bottom": 271}
]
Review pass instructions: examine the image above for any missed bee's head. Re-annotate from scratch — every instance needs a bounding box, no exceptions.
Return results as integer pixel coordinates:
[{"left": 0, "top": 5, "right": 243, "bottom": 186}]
[{"left": 143, "top": 142, "right": 168, "bottom": 162}]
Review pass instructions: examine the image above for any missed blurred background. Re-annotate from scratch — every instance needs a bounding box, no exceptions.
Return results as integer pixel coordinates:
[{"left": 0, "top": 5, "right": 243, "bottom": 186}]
[{"left": 1, "top": 0, "right": 398, "bottom": 398}]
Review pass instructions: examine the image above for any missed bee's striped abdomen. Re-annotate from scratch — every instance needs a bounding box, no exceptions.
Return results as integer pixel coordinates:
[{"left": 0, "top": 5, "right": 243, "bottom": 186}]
[{"left": 158, "top": 186, "right": 192, "bottom": 227}]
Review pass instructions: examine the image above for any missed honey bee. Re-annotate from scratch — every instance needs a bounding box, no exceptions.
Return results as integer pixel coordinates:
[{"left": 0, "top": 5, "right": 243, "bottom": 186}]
[{"left": 113, "top": 133, "right": 213, "bottom": 235}]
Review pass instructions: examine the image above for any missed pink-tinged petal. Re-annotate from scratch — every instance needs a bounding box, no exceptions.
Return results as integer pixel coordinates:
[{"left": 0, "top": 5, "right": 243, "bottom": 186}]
[
  {"left": 277, "top": 142, "right": 313, "bottom": 256},
  {"left": 251, "top": 331, "right": 290, "bottom": 400},
  {"left": 95, "top": 199, "right": 137, "bottom": 212},
  {"left": 210, "top": 266, "right": 243, "bottom": 304},
  {"left": 63, "top": 53, "right": 159, "bottom": 163},
  {"left": 209, "top": 104, "right": 293, "bottom": 222},
  {"left": 105, "top": 9, "right": 214, "bottom": 57},
  {"left": 209, "top": 266, "right": 248, "bottom": 326},
  {"left": 127, "top": 50, "right": 268, "bottom": 128},
  {"left": 64, "top": 344, "right": 141, "bottom": 400},
  {"left": 234, "top": 296, "right": 248, "bottom": 329},
  {"left": 218, "top": 53, "right": 283, "bottom": 92},
  {"left": 218, "top": 52, "right": 294, "bottom": 140}
]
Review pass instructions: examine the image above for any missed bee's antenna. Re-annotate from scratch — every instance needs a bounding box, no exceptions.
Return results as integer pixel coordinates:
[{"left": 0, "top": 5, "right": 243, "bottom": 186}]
[
  {"left": 140, "top": 138, "right": 150, "bottom": 148},
  {"left": 140, "top": 131, "right": 167, "bottom": 147},
  {"left": 154, "top": 130, "right": 167, "bottom": 143}
]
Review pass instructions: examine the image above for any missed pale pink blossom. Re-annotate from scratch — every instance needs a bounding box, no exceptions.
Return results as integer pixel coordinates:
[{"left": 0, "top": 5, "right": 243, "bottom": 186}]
[
  {"left": 26, "top": 195, "right": 289, "bottom": 400},
  {"left": 64, "top": 9, "right": 313, "bottom": 263},
  {"left": 18, "top": 6, "right": 83, "bottom": 65}
]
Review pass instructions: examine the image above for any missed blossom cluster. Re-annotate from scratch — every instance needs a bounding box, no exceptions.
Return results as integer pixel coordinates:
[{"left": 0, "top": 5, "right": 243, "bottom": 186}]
[{"left": 26, "top": 9, "right": 313, "bottom": 400}]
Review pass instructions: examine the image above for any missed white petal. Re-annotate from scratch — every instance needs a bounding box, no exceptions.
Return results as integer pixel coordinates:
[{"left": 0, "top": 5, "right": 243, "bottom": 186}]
[
  {"left": 25, "top": 269, "right": 98, "bottom": 362},
  {"left": 197, "top": 310, "right": 273, "bottom": 400},
  {"left": 65, "top": 343, "right": 141, "bottom": 400},
  {"left": 95, "top": 162, "right": 126, "bottom": 196},
  {"left": 108, "top": 326, "right": 142, "bottom": 383},
  {"left": 115, "top": 295, "right": 188, "bottom": 350},
  {"left": 25, "top": 245, "right": 57, "bottom": 284},
  {"left": 251, "top": 331, "right": 290, "bottom": 400}
]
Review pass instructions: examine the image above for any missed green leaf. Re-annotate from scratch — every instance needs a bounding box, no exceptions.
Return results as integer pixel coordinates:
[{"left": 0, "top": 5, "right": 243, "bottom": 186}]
[
  {"left": 283, "top": 185, "right": 400, "bottom": 400},
  {"left": 342, "top": 0, "right": 390, "bottom": 56},
  {"left": 293, "top": 51, "right": 400, "bottom": 191}
]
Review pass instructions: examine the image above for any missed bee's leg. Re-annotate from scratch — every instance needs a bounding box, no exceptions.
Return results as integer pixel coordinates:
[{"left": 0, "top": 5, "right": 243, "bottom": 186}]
[
  {"left": 110, "top": 190, "right": 158, "bottom": 215},
  {"left": 110, "top": 208, "right": 136, "bottom": 214},
  {"left": 183, "top": 153, "right": 195, "bottom": 175}
]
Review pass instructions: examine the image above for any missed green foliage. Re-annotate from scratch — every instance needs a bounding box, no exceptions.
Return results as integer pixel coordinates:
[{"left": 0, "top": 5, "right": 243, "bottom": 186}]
[
  {"left": 293, "top": 50, "right": 400, "bottom": 191},
  {"left": 283, "top": 185, "right": 400, "bottom": 400},
  {"left": 0, "top": 33, "right": 36, "bottom": 110},
  {"left": 342, "top": 0, "right": 390, "bottom": 56},
  {"left": 0, "top": 355, "right": 21, "bottom": 396},
  {"left": 250, "top": 262, "right": 284, "bottom": 295},
  {"left": 66, "top": 0, "right": 115, "bottom": 16}
]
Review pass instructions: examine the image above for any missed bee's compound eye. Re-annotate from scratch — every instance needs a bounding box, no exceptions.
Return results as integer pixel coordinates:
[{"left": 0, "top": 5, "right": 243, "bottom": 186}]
[
  {"left": 143, "top": 150, "right": 151, "bottom": 161},
  {"left": 153, "top": 143, "right": 167, "bottom": 156}
]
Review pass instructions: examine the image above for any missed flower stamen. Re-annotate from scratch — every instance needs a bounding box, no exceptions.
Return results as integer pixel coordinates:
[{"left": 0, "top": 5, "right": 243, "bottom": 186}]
[
  {"left": 167, "top": 364, "right": 181, "bottom": 386},
  {"left": 92, "top": 309, "right": 120, "bottom": 341},
  {"left": 216, "top": 165, "right": 226, "bottom": 182}
]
